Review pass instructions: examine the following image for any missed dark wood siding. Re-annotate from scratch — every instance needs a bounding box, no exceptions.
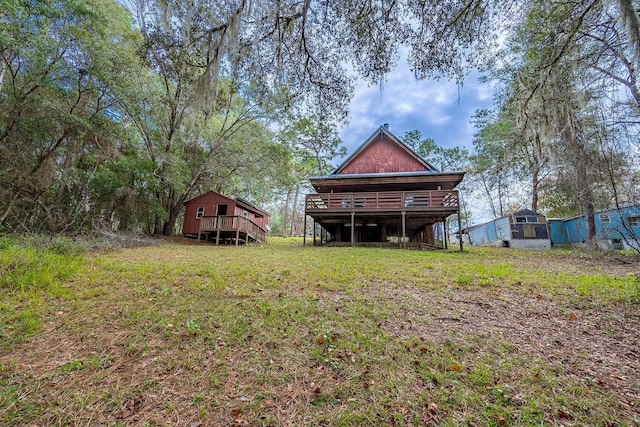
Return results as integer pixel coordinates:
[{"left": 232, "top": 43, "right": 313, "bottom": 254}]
[{"left": 510, "top": 223, "right": 549, "bottom": 240}]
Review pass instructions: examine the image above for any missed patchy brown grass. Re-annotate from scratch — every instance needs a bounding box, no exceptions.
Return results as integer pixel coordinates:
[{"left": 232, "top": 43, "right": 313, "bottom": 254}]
[
  {"left": 384, "top": 289, "right": 639, "bottom": 409},
  {"left": 1, "top": 238, "right": 639, "bottom": 426}
]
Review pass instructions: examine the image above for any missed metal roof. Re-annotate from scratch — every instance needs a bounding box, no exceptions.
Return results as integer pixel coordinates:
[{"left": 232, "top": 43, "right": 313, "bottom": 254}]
[{"left": 310, "top": 170, "right": 465, "bottom": 180}]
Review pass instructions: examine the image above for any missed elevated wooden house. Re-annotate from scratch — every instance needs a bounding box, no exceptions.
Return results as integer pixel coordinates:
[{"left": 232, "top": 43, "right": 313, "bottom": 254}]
[
  {"left": 304, "top": 125, "right": 465, "bottom": 249},
  {"left": 182, "top": 191, "right": 268, "bottom": 245}
]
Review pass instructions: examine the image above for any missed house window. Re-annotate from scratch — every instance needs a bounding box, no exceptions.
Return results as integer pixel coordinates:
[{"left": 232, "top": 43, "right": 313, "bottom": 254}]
[
  {"left": 196, "top": 207, "right": 204, "bottom": 219},
  {"left": 629, "top": 216, "right": 640, "bottom": 226},
  {"left": 600, "top": 214, "right": 610, "bottom": 224},
  {"left": 242, "top": 210, "right": 248, "bottom": 218}
]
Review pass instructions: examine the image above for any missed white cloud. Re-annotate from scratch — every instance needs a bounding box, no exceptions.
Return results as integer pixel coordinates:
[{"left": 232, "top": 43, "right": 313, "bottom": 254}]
[
  {"left": 339, "top": 64, "right": 494, "bottom": 154},
  {"left": 475, "top": 79, "right": 496, "bottom": 101}
]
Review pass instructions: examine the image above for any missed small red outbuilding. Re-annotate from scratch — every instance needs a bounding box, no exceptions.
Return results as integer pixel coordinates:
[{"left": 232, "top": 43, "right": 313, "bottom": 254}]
[{"left": 182, "top": 191, "right": 269, "bottom": 244}]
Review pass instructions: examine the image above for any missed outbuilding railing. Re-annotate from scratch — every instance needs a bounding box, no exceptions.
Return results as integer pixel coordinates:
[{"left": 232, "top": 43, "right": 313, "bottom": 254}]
[
  {"left": 305, "top": 190, "right": 459, "bottom": 212},
  {"left": 198, "top": 215, "right": 267, "bottom": 243}
]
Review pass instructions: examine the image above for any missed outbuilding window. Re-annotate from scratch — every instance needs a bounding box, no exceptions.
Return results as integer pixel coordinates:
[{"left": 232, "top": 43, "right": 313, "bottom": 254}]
[
  {"left": 629, "top": 216, "right": 640, "bottom": 226},
  {"left": 600, "top": 214, "right": 610, "bottom": 223},
  {"left": 516, "top": 216, "right": 538, "bottom": 223},
  {"left": 196, "top": 207, "right": 205, "bottom": 219}
]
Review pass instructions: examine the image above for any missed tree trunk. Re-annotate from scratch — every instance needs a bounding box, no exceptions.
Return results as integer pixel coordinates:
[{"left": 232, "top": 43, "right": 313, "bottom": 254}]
[
  {"left": 0, "top": 62, "right": 5, "bottom": 94},
  {"left": 479, "top": 173, "right": 498, "bottom": 218},
  {"left": 497, "top": 175, "right": 505, "bottom": 217},
  {"left": 531, "top": 167, "right": 539, "bottom": 212},
  {"left": 459, "top": 190, "right": 470, "bottom": 230},
  {"left": 616, "top": 0, "right": 640, "bottom": 67},
  {"left": 290, "top": 184, "right": 300, "bottom": 236},
  {"left": 283, "top": 189, "right": 291, "bottom": 236},
  {"left": 162, "top": 191, "right": 188, "bottom": 236},
  {"left": 576, "top": 155, "right": 597, "bottom": 244},
  {"left": 162, "top": 207, "right": 180, "bottom": 236},
  {"left": 153, "top": 216, "right": 163, "bottom": 235},
  {"left": 566, "top": 106, "right": 597, "bottom": 245},
  {"left": 0, "top": 191, "right": 18, "bottom": 226},
  {"left": 530, "top": 132, "right": 543, "bottom": 212}
]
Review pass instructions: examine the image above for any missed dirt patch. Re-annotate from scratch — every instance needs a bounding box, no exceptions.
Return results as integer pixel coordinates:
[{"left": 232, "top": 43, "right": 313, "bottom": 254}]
[
  {"left": 512, "top": 250, "right": 640, "bottom": 277},
  {"left": 384, "top": 287, "right": 640, "bottom": 413}
]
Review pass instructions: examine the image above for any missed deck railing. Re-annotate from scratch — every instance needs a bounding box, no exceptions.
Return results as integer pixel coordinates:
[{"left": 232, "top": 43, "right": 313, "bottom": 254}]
[
  {"left": 305, "top": 190, "right": 459, "bottom": 212},
  {"left": 198, "top": 215, "right": 267, "bottom": 243}
]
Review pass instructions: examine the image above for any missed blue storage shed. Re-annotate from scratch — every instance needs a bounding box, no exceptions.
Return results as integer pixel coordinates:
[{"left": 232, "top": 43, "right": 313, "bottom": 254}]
[{"left": 548, "top": 205, "right": 640, "bottom": 249}]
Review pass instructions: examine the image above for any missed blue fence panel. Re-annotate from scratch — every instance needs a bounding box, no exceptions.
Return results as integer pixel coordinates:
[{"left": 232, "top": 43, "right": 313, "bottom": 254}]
[
  {"left": 565, "top": 217, "right": 587, "bottom": 243},
  {"left": 487, "top": 221, "right": 498, "bottom": 242},
  {"left": 549, "top": 220, "right": 568, "bottom": 245},
  {"left": 468, "top": 224, "right": 488, "bottom": 245}
]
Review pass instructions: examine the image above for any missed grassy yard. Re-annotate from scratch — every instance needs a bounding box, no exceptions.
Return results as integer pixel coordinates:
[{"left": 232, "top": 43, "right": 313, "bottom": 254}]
[{"left": 1, "top": 236, "right": 639, "bottom": 426}]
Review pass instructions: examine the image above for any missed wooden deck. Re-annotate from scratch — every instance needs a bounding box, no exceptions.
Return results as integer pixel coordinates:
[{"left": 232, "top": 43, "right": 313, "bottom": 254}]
[
  {"left": 305, "top": 190, "right": 459, "bottom": 213},
  {"left": 304, "top": 190, "right": 461, "bottom": 249},
  {"left": 198, "top": 215, "right": 267, "bottom": 245}
]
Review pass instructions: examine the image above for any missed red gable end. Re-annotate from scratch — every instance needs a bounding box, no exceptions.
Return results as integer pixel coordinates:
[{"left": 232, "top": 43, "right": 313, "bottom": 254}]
[{"left": 334, "top": 126, "right": 435, "bottom": 175}]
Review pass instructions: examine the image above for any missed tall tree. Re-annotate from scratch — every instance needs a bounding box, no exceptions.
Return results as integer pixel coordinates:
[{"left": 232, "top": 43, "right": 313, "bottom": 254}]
[
  {"left": 285, "top": 116, "right": 346, "bottom": 176},
  {"left": 123, "top": 0, "right": 357, "bottom": 235},
  {"left": 475, "top": 0, "right": 640, "bottom": 244},
  {"left": 469, "top": 110, "right": 512, "bottom": 218},
  {"left": 401, "top": 130, "right": 469, "bottom": 172},
  {"left": 278, "top": 116, "right": 346, "bottom": 235},
  {"left": 0, "top": 0, "right": 144, "bottom": 232}
]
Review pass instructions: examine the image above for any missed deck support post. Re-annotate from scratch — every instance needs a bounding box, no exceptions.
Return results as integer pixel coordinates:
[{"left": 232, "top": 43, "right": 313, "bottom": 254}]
[
  {"left": 215, "top": 217, "right": 220, "bottom": 246},
  {"left": 443, "top": 219, "right": 448, "bottom": 250},
  {"left": 351, "top": 212, "right": 355, "bottom": 246},
  {"left": 401, "top": 211, "right": 406, "bottom": 249},
  {"left": 458, "top": 210, "right": 463, "bottom": 251},
  {"left": 313, "top": 219, "right": 316, "bottom": 246},
  {"left": 303, "top": 215, "right": 307, "bottom": 246},
  {"left": 235, "top": 225, "right": 240, "bottom": 247}
]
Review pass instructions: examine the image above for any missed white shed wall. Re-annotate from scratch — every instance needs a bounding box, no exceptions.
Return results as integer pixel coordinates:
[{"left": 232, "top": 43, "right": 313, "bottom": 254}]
[{"left": 510, "top": 239, "right": 551, "bottom": 249}]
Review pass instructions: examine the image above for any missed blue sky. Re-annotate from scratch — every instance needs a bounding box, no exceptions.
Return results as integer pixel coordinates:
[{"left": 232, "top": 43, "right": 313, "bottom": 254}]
[{"left": 338, "top": 61, "right": 496, "bottom": 158}]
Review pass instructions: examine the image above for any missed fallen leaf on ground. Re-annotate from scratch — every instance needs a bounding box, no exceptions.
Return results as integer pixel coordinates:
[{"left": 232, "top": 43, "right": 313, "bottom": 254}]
[{"left": 558, "top": 410, "right": 573, "bottom": 420}]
